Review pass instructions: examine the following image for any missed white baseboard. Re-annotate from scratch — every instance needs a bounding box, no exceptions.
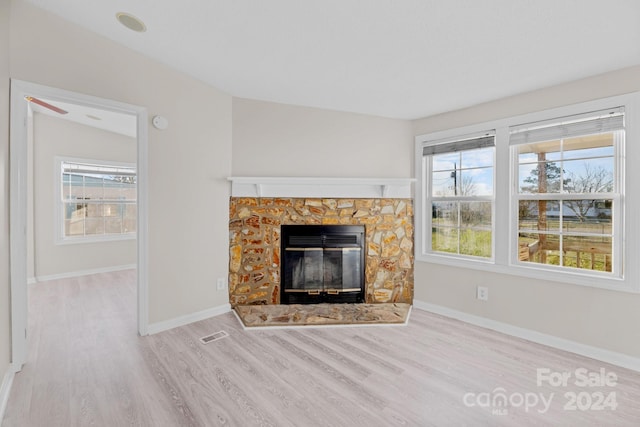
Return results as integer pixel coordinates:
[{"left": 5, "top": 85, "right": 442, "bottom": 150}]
[
  {"left": 413, "top": 300, "right": 640, "bottom": 373},
  {"left": 32, "top": 264, "right": 137, "bottom": 283},
  {"left": 0, "top": 366, "right": 15, "bottom": 424},
  {"left": 147, "top": 303, "right": 232, "bottom": 335}
]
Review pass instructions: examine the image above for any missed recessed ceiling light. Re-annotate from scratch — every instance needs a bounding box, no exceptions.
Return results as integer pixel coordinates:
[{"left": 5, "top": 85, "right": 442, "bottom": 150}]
[{"left": 116, "top": 12, "right": 146, "bottom": 32}]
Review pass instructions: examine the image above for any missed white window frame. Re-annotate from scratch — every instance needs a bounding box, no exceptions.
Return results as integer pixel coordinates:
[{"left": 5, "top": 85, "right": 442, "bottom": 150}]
[
  {"left": 55, "top": 156, "right": 137, "bottom": 245},
  {"left": 510, "top": 109, "right": 624, "bottom": 279},
  {"left": 415, "top": 92, "right": 640, "bottom": 293},
  {"left": 421, "top": 132, "right": 496, "bottom": 261}
]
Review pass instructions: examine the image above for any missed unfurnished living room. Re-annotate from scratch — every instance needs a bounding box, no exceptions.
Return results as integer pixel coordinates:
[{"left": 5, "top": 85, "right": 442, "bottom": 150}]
[{"left": 2, "top": 0, "right": 640, "bottom": 426}]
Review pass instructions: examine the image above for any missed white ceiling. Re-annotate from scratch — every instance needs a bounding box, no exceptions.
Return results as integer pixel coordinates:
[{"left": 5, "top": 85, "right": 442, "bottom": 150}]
[{"left": 23, "top": 0, "right": 640, "bottom": 120}]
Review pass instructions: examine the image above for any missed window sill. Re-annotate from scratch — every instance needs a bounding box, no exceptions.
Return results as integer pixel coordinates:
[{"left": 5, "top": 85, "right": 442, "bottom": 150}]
[{"left": 416, "top": 253, "right": 638, "bottom": 293}]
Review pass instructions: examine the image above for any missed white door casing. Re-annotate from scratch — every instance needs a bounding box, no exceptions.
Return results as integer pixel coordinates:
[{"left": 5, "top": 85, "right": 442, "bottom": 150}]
[{"left": 9, "top": 80, "right": 149, "bottom": 370}]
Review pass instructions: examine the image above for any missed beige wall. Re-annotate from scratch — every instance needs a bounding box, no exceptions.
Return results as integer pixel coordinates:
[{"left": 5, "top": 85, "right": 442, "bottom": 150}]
[
  {"left": 413, "top": 66, "right": 640, "bottom": 135},
  {"left": 31, "top": 113, "right": 137, "bottom": 278},
  {"left": 1, "top": 0, "right": 11, "bottom": 374},
  {"left": 232, "top": 98, "right": 413, "bottom": 178},
  {"left": 413, "top": 66, "right": 640, "bottom": 358},
  {"left": 9, "top": 0, "right": 233, "bottom": 324},
  {"left": 5, "top": 0, "right": 638, "bottom": 372}
]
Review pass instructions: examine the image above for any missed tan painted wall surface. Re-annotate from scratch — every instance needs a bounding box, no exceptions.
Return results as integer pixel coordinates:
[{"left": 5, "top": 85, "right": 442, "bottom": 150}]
[
  {"left": 232, "top": 98, "right": 414, "bottom": 178},
  {"left": 9, "top": 0, "right": 233, "bottom": 324},
  {"left": 31, "top": 113, "right": 137, "bottom": 278},
  {"left": 1, "top": 0, "right": 12, "bottom": 374},
  {"left": 413, "top": 66, "right": 640, "bottom": 358},
  {"left": 5, "top": 0, "right": 639, "bottom": 367}
]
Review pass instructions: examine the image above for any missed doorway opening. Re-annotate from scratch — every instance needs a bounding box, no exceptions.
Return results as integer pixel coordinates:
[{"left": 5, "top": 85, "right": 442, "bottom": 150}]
[{"left": 9, "top": 80, "right": 149, "bottom": 371}]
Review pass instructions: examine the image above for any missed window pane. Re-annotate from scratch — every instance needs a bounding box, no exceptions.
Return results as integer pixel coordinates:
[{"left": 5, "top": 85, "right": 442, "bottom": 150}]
[
  {"left": 62, "top": 173, "right": 72, "bottom": 199},
  {"left": 460, "top": 168, "right": 493, "bottom": 196},
  {"left": 123, "top": 204, "right": 136, "bottom": 233},
  {"left": 65, "top": 219, "right": 83, "bottom": 236},
  {"left": 518, "top": 232, "right": 560, "bottom": 265},
  {"left": 85, "top": 218, "right": 104, "bottom": 235},
  {"left": 432, "top": 171, "right": 458, "bottom": 196},
  {"left": 518, "top": 140, "right": 562, "bottom": 161},
  {"left": 122, "top": 182, "right": 137, "bottom": 200},
  {"left": 104, "top": 180, "right": 124, "bottom": 199},
  {"left": 460, "top": 202, "right": 491, "bottom": 228},
  {"left": 105, "top": 218, "right": 123, "bottom": 234},
  {"left": 103, "top": 204, "right": 121, "bottom": 217},
  {"left": 66, "top": 203, "right": 87, "bottom": 221},
  {"left": 432, "top": 152, "right": 459, "bottom": 172},
  {"left": 519, "top": 162, "right": 562, "bottom": 193},
  {"left": 460, "top": 229, "right": 491, "bottom": 257},
  {"left": 68, "top": 175, "right": 85, "bottom": 199},
  {"left": 124, "top": 204, "right": 137, "bottom": 219},
  {"left": 518, "top": 200, "right": 560, "bottom": 232},
  {"left": 518, "top": 164, "right": 537, "bottom": 193},
  {"left": 563, "top": 159, "right": 614, "bottom": 193},
  {"left": 562, "top": 133, "right": 614, "bottom": 160},
  {"left": 83, "top": 176, "right": 104, "bottom": 199},
  {"left": 425, "top": 138, "right": 494, "bottom": 259},
  {"left": 432, "top": 202, "right": 458, "bottom": 227},
  {"left": 432, "top": 227, "right": 458, "bottom": 253},
  {"left": 460, "top": 147, "right": 493, "bottom": 168},
  {"left": 518, "top": 151, "right": 538, "bottom": 164},
  {"left": 562, "top": 236, "right": 612, "bottom": 272},
  {"left": 562, "top": 200, "right": 612, "bottom": 234},
  {"left": 85, "top": 203, "right": 103, "bottom": 218}
]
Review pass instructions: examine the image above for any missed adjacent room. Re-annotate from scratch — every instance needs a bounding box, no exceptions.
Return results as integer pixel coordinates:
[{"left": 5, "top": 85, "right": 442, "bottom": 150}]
[{"left": 2, "top": 0, "right": 640, "bottom": 425}]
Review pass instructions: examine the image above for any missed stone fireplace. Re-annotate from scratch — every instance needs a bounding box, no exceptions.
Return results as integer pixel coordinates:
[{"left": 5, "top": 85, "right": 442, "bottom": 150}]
[{"left": 228, "top": 195, "right": 413, "bottom": 306}]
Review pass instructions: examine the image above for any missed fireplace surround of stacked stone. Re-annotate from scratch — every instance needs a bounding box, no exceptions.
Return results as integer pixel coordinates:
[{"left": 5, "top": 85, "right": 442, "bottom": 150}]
[{"left": 228, "top": 196, "right": 413, "bottom": 306}]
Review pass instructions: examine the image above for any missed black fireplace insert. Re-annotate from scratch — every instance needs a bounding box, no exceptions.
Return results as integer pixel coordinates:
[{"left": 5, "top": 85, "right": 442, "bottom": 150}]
[{"left": 280, "top": 225, "right": 365, "bottom": 304}]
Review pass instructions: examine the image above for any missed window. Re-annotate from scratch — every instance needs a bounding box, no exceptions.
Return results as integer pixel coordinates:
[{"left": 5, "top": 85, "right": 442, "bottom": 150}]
[
  {"left": 422, "top": 133, "right": 495, "bottom": 259},
  {"left": 415, "top": 92, "right": 640, "bottom": 291},
  {"left": 511, "top": 108, "right": 623, "bottom": 275},
  {"left": 58, "top": 158, "right": 137, "bottom": 242}
]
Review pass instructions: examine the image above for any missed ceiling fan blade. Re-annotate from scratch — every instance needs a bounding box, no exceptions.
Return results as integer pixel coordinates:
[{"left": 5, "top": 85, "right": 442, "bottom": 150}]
[{"left": 25, "top": 96, "right": 68, "bottom": 114}]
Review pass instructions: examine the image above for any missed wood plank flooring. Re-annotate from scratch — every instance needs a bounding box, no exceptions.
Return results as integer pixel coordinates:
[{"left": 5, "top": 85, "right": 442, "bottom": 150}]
[{"left": 3, "top": 270, "right": 640, "bottom": 426}]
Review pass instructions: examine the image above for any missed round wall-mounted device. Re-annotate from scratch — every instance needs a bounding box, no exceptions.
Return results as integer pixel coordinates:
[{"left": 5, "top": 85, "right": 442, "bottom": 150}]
[{"left": 152, "top": 115, "right": 169, "bottom": 130}]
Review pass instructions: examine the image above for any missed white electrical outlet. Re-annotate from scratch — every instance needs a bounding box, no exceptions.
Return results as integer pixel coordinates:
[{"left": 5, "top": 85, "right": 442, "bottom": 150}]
[
  {"left": 476, "top": 286, "right": 488, "bottom": 301},
  {"left": 216, "top": 277, "right": 227, "bottom": 291}
]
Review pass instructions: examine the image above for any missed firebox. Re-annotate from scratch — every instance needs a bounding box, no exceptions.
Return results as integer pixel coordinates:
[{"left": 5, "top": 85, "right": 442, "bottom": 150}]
[{"left": 280, "top": 225, "right": 365, "bottom": 304}]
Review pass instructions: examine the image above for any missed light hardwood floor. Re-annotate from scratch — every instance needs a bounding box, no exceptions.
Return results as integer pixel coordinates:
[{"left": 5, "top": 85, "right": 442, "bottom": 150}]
[{"left": 3, "top": 270, "right": 640, "bottom": 426}]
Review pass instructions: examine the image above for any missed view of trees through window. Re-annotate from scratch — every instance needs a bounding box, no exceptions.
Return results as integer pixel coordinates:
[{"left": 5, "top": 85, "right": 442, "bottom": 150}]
[
  {"left": 430, "top": 144, "right": 494, "bottom": 258},
  {"left": 61, "top": 161, "right": 137, "bottom": 239},
  {"left": 418, "top": 102, "right": 629, "bottom": 285},
  {"left": 516, "top": 132, "right": 616, "bottom": 272}
]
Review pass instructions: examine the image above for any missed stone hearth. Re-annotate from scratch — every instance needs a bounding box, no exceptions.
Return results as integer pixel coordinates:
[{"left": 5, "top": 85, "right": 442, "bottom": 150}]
[
  {"left": 228, "top": 197, "right": 414, "bottom": 306},
  {"left": 234, "top": 303, "right": 411, "bottom": 327}
]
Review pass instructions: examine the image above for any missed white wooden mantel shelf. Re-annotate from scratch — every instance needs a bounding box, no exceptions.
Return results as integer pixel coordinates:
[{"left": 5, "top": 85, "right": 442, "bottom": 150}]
[{"left": 228, "top": 177, "right": 415, "bottom": 198}]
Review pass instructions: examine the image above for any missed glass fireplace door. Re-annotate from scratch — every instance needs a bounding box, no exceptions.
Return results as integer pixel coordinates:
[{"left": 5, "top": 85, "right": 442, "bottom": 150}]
[
  {"left": 281, "top": 224, "right": 365, "bottom": 304},
  {"left": 284, "top": 247, "right": 362, "bottom": 293}
]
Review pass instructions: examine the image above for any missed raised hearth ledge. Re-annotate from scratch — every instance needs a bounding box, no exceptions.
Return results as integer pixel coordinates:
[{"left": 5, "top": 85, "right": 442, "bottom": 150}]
[
  {"left": 227, "top": 177, "right": 415, "bottom": 198},
  {"left": 233, "top": 303, "right": 412, "bottom": 329}
]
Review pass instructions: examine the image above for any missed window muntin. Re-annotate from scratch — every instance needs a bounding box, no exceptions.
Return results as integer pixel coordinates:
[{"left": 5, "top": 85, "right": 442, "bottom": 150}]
[
  {"left": 425, "top": 135, "right": 495, "bottom": 259},
  {"left": 512, "top": 109, "right": 622, "bottom": 275},
  {"left": 416, "top": 95, "right": 639, "bottom": 291},
  {"left": 60, "top": 160, "right": 137, "bottom": 240}
]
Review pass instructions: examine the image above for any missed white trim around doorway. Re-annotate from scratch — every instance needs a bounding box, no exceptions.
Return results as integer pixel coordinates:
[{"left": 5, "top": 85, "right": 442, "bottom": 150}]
[{"left": 9, "top": 80, "right": 149, "bottom": 370}]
